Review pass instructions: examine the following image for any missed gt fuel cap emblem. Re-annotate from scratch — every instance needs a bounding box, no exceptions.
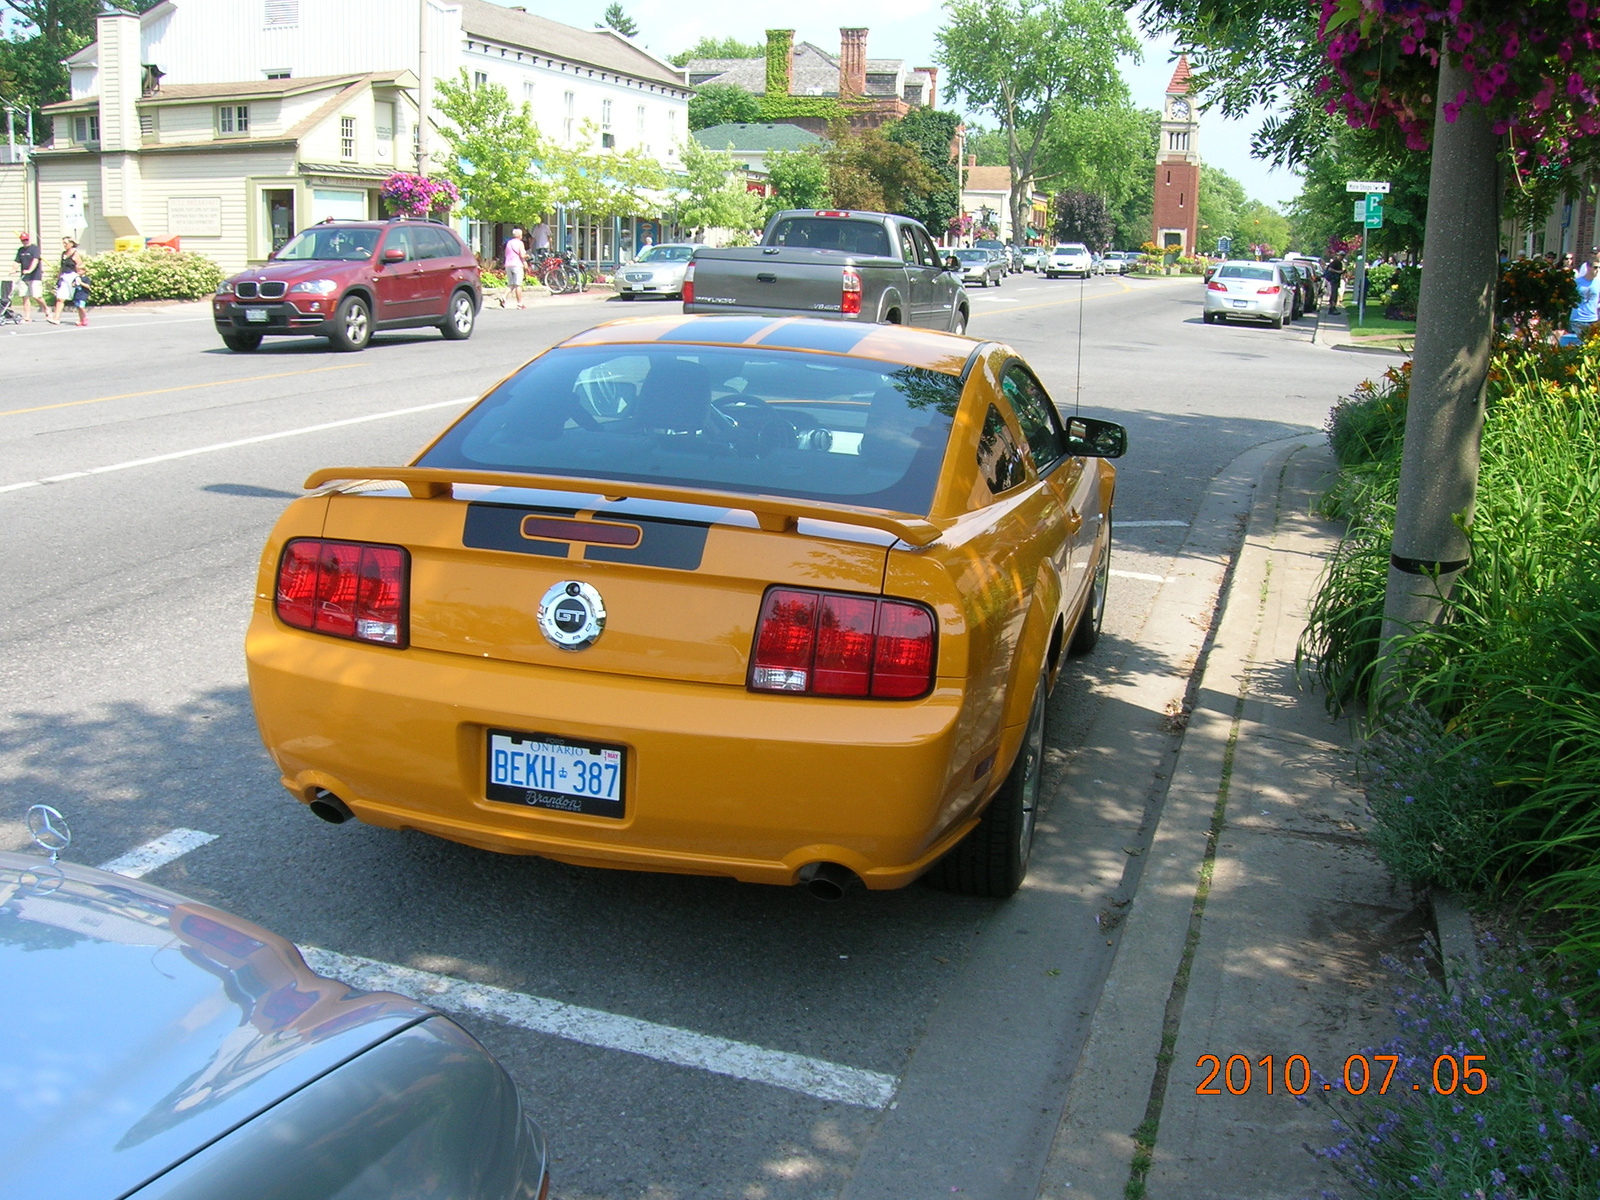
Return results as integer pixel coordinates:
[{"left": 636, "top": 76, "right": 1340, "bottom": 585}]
[{"left": 538, "top": 580, "right": 606, "bottom": 650}]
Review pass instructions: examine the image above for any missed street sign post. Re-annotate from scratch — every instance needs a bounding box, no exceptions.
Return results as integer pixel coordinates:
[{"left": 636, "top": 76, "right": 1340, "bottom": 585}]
[
  {"left": 1364, "top": 193, "right": 1384, "bottom": 228},
  {"left": 1217, "top": 235, "right": 1231, "bottom": 255},
  {"left": 1345, "top": 180, "right": 1391, "bottom": 193},
  {"left": 1353, "top": 200, "right": 1367, "bottom": 222},
  {"left": 1356, "top": 193, "right": 1384, "bottom": 326}
]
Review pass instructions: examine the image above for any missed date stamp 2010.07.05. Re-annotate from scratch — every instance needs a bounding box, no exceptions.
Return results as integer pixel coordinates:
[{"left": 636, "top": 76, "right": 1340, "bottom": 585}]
[{"left": 1196, "top": 1053, "right": 1490, "bottom": 1097}]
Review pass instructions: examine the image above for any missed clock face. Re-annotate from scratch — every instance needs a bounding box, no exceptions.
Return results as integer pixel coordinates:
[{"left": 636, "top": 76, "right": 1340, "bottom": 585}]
[{"left": 1171, "top": 99, "right": 1191, "bottom": 119}]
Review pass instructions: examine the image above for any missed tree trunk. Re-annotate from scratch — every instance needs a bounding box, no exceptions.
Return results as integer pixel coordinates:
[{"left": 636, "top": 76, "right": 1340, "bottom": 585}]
[{"left": 1377, "top": 52, "right": 1500, "bottom": 686}]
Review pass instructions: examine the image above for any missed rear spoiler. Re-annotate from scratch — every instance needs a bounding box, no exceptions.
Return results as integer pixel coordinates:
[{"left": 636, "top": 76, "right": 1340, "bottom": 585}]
[{"left": 303, "top": 466, "right": 943, "bottom": 548}]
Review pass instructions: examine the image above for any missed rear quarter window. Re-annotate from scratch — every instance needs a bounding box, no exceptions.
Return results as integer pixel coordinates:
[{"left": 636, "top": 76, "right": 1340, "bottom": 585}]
[
  {"left": 977, "top": 405, "right": 1027, "bottom": 494},
  {"left": 418, "top": 345, "right": 964, "bottom": 515}
]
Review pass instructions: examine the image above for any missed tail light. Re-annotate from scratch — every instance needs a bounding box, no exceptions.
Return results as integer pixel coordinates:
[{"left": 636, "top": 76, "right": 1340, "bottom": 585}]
[
  {"left": 841, "top": 267, "right": 863, "bottom": 316},
  {"left": 276, "top": 538, "right": 408, "bottom": 647},
  {"left": 1207, "top": 280, "right": 1228, "bottom": 291},
  {"left": 1257, "top": 284, "right": 1281, "bottom": 294},
  {"left": 750, "top": 588, "right": 936, "bottom": 699},
  {"left": 681, "top": 262, "right": 695, "bottom": 305}
]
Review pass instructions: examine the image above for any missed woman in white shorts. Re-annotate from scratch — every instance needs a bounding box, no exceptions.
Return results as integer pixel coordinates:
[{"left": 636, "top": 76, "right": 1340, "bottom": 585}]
[
  {"left": 503, "top": 227, "right": 527, "bottom": 309},
  {"left": 51, "top": 237, "right": 89, "bottom": 326}
]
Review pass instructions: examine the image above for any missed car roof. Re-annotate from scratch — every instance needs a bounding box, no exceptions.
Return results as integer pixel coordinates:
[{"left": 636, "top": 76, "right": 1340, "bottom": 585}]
[
  {"left": 0, "top": 851, "right": 430, "bottom": 1198},
  {"left": 559, "top": 315, "right": 977, "bottom": 377}
]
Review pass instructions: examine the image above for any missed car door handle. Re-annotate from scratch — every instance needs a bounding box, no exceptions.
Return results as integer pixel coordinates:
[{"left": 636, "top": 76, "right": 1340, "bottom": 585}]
[{"left": 756, "top": 272, "right": 777, "bottom": 283}]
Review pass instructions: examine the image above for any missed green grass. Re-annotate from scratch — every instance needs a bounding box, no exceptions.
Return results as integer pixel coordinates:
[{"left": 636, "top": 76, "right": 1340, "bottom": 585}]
[{"left": 1347, "top": 313, "right": 1417, "bottom": 339}]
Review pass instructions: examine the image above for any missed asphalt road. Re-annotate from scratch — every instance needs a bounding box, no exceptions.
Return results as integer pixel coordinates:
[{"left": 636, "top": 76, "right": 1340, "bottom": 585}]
[{"left": 0, "top": 275, "right": 1386, "bottom": 1198}]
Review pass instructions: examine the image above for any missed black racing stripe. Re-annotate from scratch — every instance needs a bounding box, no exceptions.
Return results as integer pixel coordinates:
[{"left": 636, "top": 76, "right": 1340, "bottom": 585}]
[
  {"left": 465, "top": 502, "right": 709, "bottom": 570},
  {"left": 463, "top": 503, "right": 577, "bottom": 558},
  {"left": 755, "top": 322, "right": 875, "bottom": 354},
  {"left": 656, "top": 317, "right": 774, "bottom": 344}
]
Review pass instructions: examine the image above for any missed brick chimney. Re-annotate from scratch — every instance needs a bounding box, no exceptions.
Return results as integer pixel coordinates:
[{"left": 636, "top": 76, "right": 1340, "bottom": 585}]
[
  {"left": 839, "top": 28, "right": 867, "bottom": 98},
  {"left": 916, "top": 66, "right": 938, "bottom": 108},
  {"left": 765, "top": 29, "right": 794, "bottom": 97}
]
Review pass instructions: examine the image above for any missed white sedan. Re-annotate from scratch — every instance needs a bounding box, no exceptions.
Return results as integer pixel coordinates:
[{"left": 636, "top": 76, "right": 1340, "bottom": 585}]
[
  {"left": 1203, "top": 261, "right": 1297, "bottom": 329},
  {"left": 614, "top": 243, "right": 699, "bottom": 300},
  {"left": 1044, "top": 243, "right": 1093, "bottom": 279}
]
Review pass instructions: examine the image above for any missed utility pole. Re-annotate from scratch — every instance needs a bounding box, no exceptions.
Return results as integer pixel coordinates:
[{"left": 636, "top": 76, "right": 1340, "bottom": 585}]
[
  {"left": 1378, "top": 53, "right": 1499, "bottom": 680},
  {"left": 417, "top": 0, "right": 431, "bottom": 174}
]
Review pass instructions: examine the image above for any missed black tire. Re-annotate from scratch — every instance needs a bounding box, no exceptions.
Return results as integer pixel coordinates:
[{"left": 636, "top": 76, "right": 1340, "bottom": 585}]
[
  {"left": 440, "top": 290, "right": 475, "bottom": 340},
  {"left": 1269, "top": 314, "right": 1283, "bottom": 330},
  {"left": 221, "top": 332, "right": 262, "bottom": 351},
  {"left": 328, "top": 295, "right": 371, "bottom": 351},
  {"left": 979, "top": 277, "right": 989, "bottom": 288},
  {"left": 995, "top": 274, "right": 1002, "bottom": 288},
  {"left": 1071, "top": 519, "right": 1110, "bottom": 655},
  {"left": 952, "top": 309, "right": 968, "bottom": 336},
  {"left": 620, "top": 292, "right": 636, "bottom": 301},
  {"left": 1203, "top": 312, "right": 1216, "bottom": 324},
  {"left": 927, "top": 668, "right": 1046, "bottom": 898}
]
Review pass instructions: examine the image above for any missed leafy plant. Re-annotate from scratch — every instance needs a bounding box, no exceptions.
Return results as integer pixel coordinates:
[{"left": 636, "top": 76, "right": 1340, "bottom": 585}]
[
  {"left": 668, "top": 35, "right": 764, "bottom": 68},
  {"left": 83, "top": 249, "right": 223, "bottom": 305},
  {"left": 1386, "top": 265, "right": 1421, "bottom": 320},
  {"left": 687, "top": 82, "right": 760, "bottom": 131},
  {"left": 1498, "top": 259, "right": 1581, "bottom": 345},
  {"left": 1308, "top": 939, "right": 1600, "bottom": 1200}
]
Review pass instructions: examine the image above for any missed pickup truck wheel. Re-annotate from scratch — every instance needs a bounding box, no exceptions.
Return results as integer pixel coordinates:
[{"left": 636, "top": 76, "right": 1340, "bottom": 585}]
[{"left": 927, "top": 667, "right": 1046, "bottom": 898}]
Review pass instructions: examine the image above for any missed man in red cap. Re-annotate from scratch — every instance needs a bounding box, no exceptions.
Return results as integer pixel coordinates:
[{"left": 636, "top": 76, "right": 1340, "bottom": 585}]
[{"left": 12, "top": 231, "right": 43, "bottom": 323}]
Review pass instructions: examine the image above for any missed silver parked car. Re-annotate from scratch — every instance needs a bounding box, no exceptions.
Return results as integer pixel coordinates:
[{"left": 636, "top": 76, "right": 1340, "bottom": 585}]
[
  {"left": 1203, "top": 260, "right": 1297, "bottom": 328},
  {"left": 1099, "top": 251, "right": 1131, "bottom": 276},
  {"left": 0, "top": 834, "right": 550, "bottom": 1199},
  {"left": 615, "top": 242, "right": 698, "bottom": 300},
  {"left": 953, "top": 247, "right": 1007, "bottom": 288},
  {"left": 1021, "top": 246, "right": 1044, "bottom": 271}
]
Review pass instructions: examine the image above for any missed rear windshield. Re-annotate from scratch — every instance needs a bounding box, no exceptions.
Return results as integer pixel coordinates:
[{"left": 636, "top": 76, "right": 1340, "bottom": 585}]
[
  {"left": 275, "top": 226, "right": 378, "bottom": 261},
  {"left": 418, "top": 345, "right": 963, "bottom": 514},
  {"left": 1218, "top": 264, "right": 1274, "bottom": 280},
  {"left": 768, "top": 218, "right": 892, "bottom": 257}
]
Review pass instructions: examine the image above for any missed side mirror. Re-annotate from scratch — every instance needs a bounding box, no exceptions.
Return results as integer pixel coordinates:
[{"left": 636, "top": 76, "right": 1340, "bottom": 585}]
[
  {"left": 382, "top": 247, "right": 405, "bottom": 263},
  {"left": 1064, "top": 416, "right": 1127, "bottom": 459}
]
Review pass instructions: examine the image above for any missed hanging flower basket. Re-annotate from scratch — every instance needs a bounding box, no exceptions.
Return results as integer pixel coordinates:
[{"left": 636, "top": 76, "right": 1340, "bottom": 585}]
[{"left": 380, "top": 173, "right": 460, "bottom": 219}]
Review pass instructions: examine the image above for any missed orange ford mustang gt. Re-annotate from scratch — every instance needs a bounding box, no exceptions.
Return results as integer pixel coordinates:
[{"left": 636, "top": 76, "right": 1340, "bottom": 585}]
[{"left": 245, "top": 315, "right": 1125, "bottom": 898}]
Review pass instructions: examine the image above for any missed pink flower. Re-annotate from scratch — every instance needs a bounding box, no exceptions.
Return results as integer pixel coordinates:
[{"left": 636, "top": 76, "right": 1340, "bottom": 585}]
[
  {"left": 1569, "top": 0, "right": 1587, "bottom": 19},
  {"left": 1569, "top": 72, "right": 1586, "bottom": 94},
  {"left": 1503, "top": 33, "right": 1520, "bottom": 58},
  {"left": 1443, "top": 99, "right": 1462, "bottom": 122},
  {"left": 1401, "top": 34, "right": 1417, "bottom": 54}
]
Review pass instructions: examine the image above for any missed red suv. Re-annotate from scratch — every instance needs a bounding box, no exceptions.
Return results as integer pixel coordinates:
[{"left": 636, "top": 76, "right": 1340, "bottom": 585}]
[{"left": 213, "top": 217, "right": 481, "bottom": 352}]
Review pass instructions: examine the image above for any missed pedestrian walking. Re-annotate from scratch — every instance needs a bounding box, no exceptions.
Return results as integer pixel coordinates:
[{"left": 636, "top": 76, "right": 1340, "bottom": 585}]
[
  {"left": 1323, "top": 253, "right": 1345, "bottom": 314},
  {"left": 502, "top": 226, "right": 527, "bottom": 309},
  {"left": 50, "top": 236, "right": 89, "bottom": 326},
  {"left": 1571, "top": 249, "right": 1599, "bottom": 338},
  {"left": 531, "top": 218, "right": 550, "bottom": 253},
  {"left": 12, "top": 232, "right": 43, "bottom": 322}
]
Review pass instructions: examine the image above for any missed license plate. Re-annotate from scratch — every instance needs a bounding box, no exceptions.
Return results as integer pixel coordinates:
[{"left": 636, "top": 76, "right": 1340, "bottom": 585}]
[
  {"left": 1231, "top": 299, "right": 1247, "bottom": 307},
  {"left": 245, "top": 307, "right": 269, "bottom": 323},
  {"left": 485, "top": 729, "right": 625, "bottom": 818}
]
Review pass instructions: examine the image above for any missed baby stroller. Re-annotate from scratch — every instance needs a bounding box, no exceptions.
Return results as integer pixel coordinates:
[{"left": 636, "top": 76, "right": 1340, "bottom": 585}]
[{"left": 0, "top": 281, "right": 21, "bottom": 326}]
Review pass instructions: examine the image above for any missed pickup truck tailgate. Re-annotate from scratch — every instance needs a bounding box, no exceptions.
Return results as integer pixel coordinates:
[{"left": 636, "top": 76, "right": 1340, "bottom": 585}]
[{"left": 689, "top": 248, "right": 894, "bottom": 317}]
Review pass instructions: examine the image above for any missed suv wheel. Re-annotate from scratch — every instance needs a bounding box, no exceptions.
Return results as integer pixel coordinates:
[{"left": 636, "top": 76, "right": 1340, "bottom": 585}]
[
  {"left": 329, "top": 295, "right": 371, "bottom": 352},
  {"left": 440, "top": 290, "right": 475, "bottom": 340},
  {"left": 221, "top": 332, "right": 262, "bottom": 352}
]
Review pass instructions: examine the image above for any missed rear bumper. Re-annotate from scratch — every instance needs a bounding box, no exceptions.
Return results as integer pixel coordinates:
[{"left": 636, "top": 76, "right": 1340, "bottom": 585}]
[
  {"left": 1204, "top": 293, "right": 1281, "bottom": 320},
  {"left": 246, "top": 616, "right": 983, "bottom": 888}
]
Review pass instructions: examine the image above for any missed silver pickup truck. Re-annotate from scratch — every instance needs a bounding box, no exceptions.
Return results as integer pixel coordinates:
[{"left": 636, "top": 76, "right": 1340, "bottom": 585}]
[{"left": 683, "top": 210, "right": 970, "bottom": 335}]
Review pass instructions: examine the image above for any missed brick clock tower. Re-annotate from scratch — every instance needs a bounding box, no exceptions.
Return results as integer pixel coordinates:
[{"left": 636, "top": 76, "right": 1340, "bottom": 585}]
[{"left": 1152, "top": 57, "right": 1201, "bottom": 254}]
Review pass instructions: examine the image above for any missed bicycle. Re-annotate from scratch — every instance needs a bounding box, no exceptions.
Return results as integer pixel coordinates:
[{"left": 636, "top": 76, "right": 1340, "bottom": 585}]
[{"left": 537, "top": 249, "right": 592, "bottom": 294}]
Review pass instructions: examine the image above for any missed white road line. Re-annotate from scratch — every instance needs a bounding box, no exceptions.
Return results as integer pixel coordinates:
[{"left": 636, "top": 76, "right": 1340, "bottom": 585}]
[
  {"left": 975, "top": 297, "right": 1019, "bottom": 303},
  {"left": 0, "top": 396, "right": 475, "bottom": 495},
  {"left": 1117, "top": 520, "right": 1189, "bottom": 528},
  {"left": 302, "top": 947, "right": 899, "bottom": 1109},
  {"left": 1111, "top": 569, "right": 1168, "bottom": 583},
  {"left": 97, "top": 828, "right": 218, "bottom": 879}
]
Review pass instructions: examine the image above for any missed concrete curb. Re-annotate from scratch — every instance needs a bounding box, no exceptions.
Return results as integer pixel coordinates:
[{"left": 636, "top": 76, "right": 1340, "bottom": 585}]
[
  {"left": 1036, "top": 434, "right": 1321, "bottom": 1200},
  {"left": 1430, "top": 889, "right": 1480, "bottom": 991}
]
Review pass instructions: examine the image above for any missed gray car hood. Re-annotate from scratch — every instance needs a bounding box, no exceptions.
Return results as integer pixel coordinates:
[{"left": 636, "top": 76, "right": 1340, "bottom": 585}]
[{"left": 0, "top": 852, "right": 428, "bottom": 1198}]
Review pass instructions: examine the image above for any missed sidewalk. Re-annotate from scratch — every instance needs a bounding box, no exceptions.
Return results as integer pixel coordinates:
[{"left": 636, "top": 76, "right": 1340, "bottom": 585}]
[
  {"left": 1312, "top": 305, "right": 1413, "bottom": 355},
  {"left": 1038, "top": 441, "right": 1428, "bottom": 1200}
]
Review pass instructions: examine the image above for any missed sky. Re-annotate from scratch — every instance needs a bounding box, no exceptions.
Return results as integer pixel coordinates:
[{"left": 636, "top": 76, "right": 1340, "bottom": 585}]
[{"left": 485, "top": 0, "right": 1303, "bottom": 211}]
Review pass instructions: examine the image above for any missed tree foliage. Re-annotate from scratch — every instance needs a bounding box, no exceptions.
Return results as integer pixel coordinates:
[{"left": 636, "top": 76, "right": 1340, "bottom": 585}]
[
  {"left": 936, "top": 0, "right": 1138, "bottom": 243},
  {"left": 688, "top": 82, "right": 761, "bottom": 132},
  {"left": 596, "top": 2, "right": 637, "bottom": 38},
  {"left": 1035, "top": 103, "right": 1159, "bottom": 248},
  {"left": 885, "top": 108, "right": 963, "bottom": 232},
  {"left": 433, "top": 69, "right": 554, "bottom": 224},
  {"left": 669, "top": 35, "right": 764, "bottom": 68},
  {"left": 764, "top": 146, "right": 831, "bottom": 216},
  {"left": 676, "top": 137, "right": 765, "bottom": 233},
  {"left": 1197, "top": 167, "right": 1246, "bottom": 256},
  {"left": 1051, "top": 190, "right": 1114, "bottom": 251},
  {"left": 964, "top": 125, "right": 1009, "bottom": 166},
  {"left": 553, "top": 122, "right": 668, "bottom": 217},
  {"left": 1290, "top": 127, "right": 1429, "bottom": 259},
  {"left": 824, "top": 119, "right": 946, "bottom": 218}
]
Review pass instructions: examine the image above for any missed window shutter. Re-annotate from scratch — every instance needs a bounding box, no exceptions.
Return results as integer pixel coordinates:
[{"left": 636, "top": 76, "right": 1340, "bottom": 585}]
[{"left": 265, "top": 0, "right": 299, "bottom": 27}]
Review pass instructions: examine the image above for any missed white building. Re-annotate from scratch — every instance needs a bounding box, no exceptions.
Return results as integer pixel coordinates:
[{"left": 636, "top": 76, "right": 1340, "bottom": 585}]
[{"left": 17, "top": 0, "right": 690, "bottom": 269}]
